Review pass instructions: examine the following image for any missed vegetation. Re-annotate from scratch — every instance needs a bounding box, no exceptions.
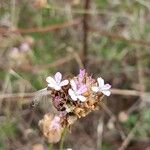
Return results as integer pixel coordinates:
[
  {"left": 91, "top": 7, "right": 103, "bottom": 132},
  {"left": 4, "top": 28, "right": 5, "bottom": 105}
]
[{"left": 0, "top": 0, "right": 150, "bottom": 149}]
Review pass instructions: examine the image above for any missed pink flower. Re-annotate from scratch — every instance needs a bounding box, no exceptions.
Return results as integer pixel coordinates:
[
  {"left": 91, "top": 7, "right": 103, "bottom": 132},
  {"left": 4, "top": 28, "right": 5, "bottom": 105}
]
[
  {"left": 53, "top": 96, "right": 61, "bottom": 107},
  {"left": 75, "top": 69, "right": 86, "bottom": 89},
  {"left": 46, "top": 72, "right": 69, "bottom": 91},
  {"left": 50, "top": 116, "right": 61, "bottom": 130},
  {"left": 92, "top": 77, "right": 111, "bottom": 96},
  {"left": 68, "top": 80, "right": 87, "bottom": 102},
  {"left": 78, "top": 69, "right": 85, "bottom": 80}
]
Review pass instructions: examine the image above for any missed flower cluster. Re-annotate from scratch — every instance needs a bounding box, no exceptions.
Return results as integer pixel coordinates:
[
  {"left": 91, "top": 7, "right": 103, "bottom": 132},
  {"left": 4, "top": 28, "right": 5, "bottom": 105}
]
[{"left": 39, "top": 69, "right": 111, "bottom": 143}]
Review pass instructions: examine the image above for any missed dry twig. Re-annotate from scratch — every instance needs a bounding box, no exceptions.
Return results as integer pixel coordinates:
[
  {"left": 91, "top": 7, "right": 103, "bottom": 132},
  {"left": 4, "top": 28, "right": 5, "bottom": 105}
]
[
  {"left": 136, "top": 49, "right": 145, "bottom": 103},
  {"left": 81, "top": 0, "right": 90, "bottom": 67},
  {"left": 89, "top": 28, "right": 150, "bottom": 46},
  {"left": 0, "top": 19, "right": 80, "bottom": 34},
  {"left": 118, "top": 121, "right": 140, "bottom": 150},
  {"left": 111, "top": 89, "right": 140, "bottom": 96},
  {"left": 0, "top": 88, "right": 146, "bottom": 101},
  {"left": 0, "top": 55, "right": 74, "bottom": 73}
]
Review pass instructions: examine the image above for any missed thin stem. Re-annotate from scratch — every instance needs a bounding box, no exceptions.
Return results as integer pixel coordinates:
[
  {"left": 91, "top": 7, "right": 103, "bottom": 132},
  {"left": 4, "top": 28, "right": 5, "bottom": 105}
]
[
  {"left": 48, "top": 143, "right": 53, "bottom": 150},
  {"left": 82, "top": 0, "right": 90, "bottom": 68},
  {"left": 59, "top": 128, "right": 67, "bottom": 150}
]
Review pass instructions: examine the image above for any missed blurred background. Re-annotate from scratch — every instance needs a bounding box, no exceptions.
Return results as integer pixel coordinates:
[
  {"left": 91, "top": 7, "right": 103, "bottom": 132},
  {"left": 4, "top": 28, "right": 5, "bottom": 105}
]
[{"left": 0, "top": 0, "right": 150, "bottom": 149}]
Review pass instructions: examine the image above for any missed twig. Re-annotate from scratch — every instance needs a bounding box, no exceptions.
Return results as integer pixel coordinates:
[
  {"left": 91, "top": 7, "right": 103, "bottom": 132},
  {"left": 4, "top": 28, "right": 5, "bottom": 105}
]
[
  {"left": 136, "top": 49, "right": 145, "bottom": 103},
  {"left": 0, "top": 92, "right": 35, "bottom": 100},
  {"left": 72, "top": 51, "right": 84, "bottom": 69},
  {"left": 111, "top": 89, "right": 140, "bottom": 96},
  {"left": 97, "top": 116, "right": 104, "bottom": 150},
  {"left": 59, "top": 128, "right": 67, "bottom": 150},
  {"left": 0, "top": 19, "right": 80, "bottom": 34},
  {"left": 0, "top": 55, "right": 74, "bottom": 73},
  {"left": 118, "top": 121, "right": 140, "bottom": 150},
  {"left": 82, "top": 0, "right": 90, "bottom": 67},
  {"left": 89, "top": 28, "right": 150, "bottom": 46},
  {"left": 100, "top": 102, "right": 116, "bottom": 120},
  {"left": 0, "top": 88, "right": 146, "bottom": 101},
  {"left": 100, "top": 102, "right": 126, "bottom": 141}
]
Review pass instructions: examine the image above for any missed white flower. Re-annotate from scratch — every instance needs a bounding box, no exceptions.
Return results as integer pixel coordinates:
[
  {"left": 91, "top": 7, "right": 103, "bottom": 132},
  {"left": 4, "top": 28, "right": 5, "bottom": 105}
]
[
  {"left": 92, "top": 77, "right": 111, "bottom": 96},
  {"left": 68, "top": 80, "right": 87, "bottom": 102},
  {"left": 46, "top": 72, "right": 69, "bottom": 91}
]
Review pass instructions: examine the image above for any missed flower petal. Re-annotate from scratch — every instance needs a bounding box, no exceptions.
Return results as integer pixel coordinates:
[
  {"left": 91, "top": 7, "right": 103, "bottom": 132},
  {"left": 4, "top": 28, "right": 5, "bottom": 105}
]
[
  {"left": 59, "top": 80, "right": 69, "bottom": 87},
  {"left": 48, "top": 83, "right": 55, "bottom": 88},
  {"left": 50, "top": 117, "right": 60, "bottom": 129},
  {"left": 70, "top": 80, "right": 77, "bottom": 91},
  {"left": 97, "top": 77, "right": 104, "bottom": 87},
  {"left": 48, "top": 84, "right": 61, "bottom": 91},
  {"left": 91, "top": 86, "right": 99, "bottom": 92},
  {"left": 79, "top": 69, "right": 85, "bottom": 77},
  {"left": 55, "top": 72, "right": 62, "bottom": 83},
  {"left": 77, "top": 95, "right": 86, "bottom": 102},
  {"left": 101, "top": 90, "right": 111, "bottom": 96},
  {"left": 68, "top": 89, "right": 77, "bottom": 101},
  {"left": 46, "top": 76, "right": 56, "bottom": 85},
  {"left": 77, "top": 85, "right": 87, "bottom": 94},
  {"left": 78, "top": 69, "right": 85, "bottom": 81},
  {"left": 53, "top": 116, "right": 60, "bottom": 122},
  {"left": 53, "top": 85, "right": 61, "bottom": 91},
  {"left": 101, "top": 84, "right": 111, "bottom": 90}
]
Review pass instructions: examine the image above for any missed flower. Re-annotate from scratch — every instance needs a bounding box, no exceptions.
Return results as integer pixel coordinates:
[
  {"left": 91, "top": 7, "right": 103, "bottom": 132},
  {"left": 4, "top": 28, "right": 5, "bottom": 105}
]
[
  {"left": 46, "top": 72, "right": 69, "bottom": 91},
  {"left": 53, "top": 96, "right": 62, "bottom": 107},
  {"left": 68, "top": 80, "right": 87, "bottom": 102},
  {"left": 92, "top": 77, "right": 111, "bottom": 96},
  {"left": 78, "top": 69, "right": 85, "bottom": 81},
  {"left": 39, "top": 114, "right": 63, "bottom": 143},
  {"left": 50, "top": 116, "right": 61, "bottom": 130}
]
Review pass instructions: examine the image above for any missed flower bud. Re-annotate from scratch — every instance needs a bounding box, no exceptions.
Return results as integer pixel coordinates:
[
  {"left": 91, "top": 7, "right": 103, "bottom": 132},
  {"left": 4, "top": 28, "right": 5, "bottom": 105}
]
[{"left": 39, "top": 114, "right": 64, "bottom": 143}]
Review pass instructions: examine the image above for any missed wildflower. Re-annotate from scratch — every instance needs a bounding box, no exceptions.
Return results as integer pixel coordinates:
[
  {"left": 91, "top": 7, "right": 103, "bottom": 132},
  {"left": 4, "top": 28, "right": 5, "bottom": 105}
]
[
  {"left": 46, "top": 72, "right": 69, "bottom": 91},
  {"left": 92, "top": 77, "right": 111, "bottom": 96},
  {"left": 50, "top": 116, "right": 61, "bottom": 130},
  {"left": 68, "top": 80, "right": 87, "bottom": 102},
  {"left": 39, "top": 114, "right": 63, "bottom": 143},
  {"left": 39, "top": 70, "right": 111, "bottom": 143}
]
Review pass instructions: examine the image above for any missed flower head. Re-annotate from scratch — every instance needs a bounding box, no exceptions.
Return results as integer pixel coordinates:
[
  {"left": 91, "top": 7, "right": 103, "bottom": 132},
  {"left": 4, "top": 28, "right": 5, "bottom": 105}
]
[
  {"left": 50, "top": 116, "right": 61, "bottom": 130},
  {"left": 68, "top": 80, "right": 87, "bottom": 102},
  {"left": 46, "top": 72, "right": 69, "bottom": 91},
  {"left": 39, "top": 69, "right": 112, "bottom": 143},
  {"left": 39, "top": 114, "right": 63, "bottom": 143},
  {"left": 92, "top": 77, "right": 111, "bottom": 96}
]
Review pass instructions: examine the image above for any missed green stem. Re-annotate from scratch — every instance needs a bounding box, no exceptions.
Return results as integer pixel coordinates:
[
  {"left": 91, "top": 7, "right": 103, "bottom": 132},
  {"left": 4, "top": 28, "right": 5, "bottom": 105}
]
[
  {"left": 59, "top": 128, "right": 67, "bottom": 150},
  {"left": 48, "top": 143, "right": 53, "bottom": 150}
]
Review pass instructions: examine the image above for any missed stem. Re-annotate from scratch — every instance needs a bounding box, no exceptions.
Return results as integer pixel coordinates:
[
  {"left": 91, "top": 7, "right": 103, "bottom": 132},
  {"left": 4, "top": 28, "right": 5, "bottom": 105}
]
[
  {"left": 59, "top": 128, "right": 67, "bottom": 150},
  {"left": 82, "top": 0, "right": 90, "bottom": 68},
  {"left": 48, "top": 143, "right": 53, "bottom": 150}
]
